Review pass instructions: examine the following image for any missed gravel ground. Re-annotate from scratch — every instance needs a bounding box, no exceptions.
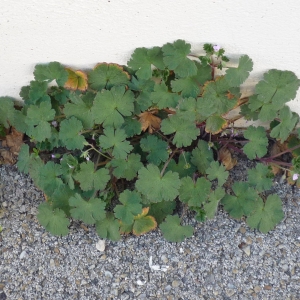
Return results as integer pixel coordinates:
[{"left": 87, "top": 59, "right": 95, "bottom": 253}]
[{"left": 1, "top": 158, "right": 300, "bottom": 300}]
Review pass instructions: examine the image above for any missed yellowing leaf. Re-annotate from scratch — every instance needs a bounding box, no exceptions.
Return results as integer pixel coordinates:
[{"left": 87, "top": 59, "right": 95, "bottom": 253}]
[
  {"left": 138, "top": 110, "right": 161, "bottom": 133},
  {"left": 132, "top": 207, "right": 157, "bottom": 236},
  {"left": 64, "top": 68, "right": 88, "bottom": 91}
]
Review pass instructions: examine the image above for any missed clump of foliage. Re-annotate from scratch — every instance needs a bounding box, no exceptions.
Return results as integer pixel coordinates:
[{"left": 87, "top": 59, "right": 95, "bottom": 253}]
[{"left": 1, "top": 40, "right": 300, "bottom": 242}]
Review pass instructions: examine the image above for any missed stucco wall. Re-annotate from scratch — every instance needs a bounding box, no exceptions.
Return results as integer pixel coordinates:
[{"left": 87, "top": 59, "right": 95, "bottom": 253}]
[{"left": 1, "top": 0, "right": 300, "bottom": 118}]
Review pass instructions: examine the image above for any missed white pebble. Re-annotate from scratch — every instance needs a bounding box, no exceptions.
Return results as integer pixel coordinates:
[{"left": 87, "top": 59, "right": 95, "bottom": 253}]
[
  {"left": 96, "top": 239, "right": 105, "bottom": 252},
  {"left": 20, "top": 251, "right": 27, "bottom": 259}
]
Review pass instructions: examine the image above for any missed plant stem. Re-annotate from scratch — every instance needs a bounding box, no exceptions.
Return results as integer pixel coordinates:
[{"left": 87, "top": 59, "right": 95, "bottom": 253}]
[{"left": 160, "top": 148, "right": 178, "bottom": 177}]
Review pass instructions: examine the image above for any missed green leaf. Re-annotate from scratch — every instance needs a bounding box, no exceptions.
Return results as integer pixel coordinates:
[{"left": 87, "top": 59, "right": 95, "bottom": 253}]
[
  {"left": 140, "top": 135, "right": 169, "bottom": 165},
  {"left": 205, "top": 115, "right": 227, "bottom": 134},
  {"left": 121, "top": 117, "right": 142, "bottom": 137},
  {"left": 240, "top": 103, "right": 259, "bottom": 121},
  {"left": 64, "top": 92, "right": 95, "bottom": 129},
  {"left": 179, "top": 177, "right": 211, "bottom": 207},
  {"left": 166, "top": 152, "right": 196, "bottom": 178},
  {"left": 51, "top": 184, "right": 75, "bottom": 216},
  {"left": 246, "top": 194, "right": 284, "bottom": 233},
  {"left": 25, "top": 101, "right": 55, "bottom": 142},
  {"left": 17, "top": 144, "right": 30, "bottom": 174},
  {"left": 225, "top": 55, "right": 253, "bottom": 87},
  {"left": 93, "top": 86, "right": 135, "bottom": 128},
  {"left": 161, "top": 115, "right": 199, "bottom": 147},
  {"left": 270, "top": 106, "right": 299, "bottom": 142},
  {"left": 60, "top": 154, "right": 79, "bottom": 189},
  {"left": 59, "top": 116, "right": 85, "bottom": 150},
  {"left": 162, "top": 40, "right": 197, "bottom": 77},
  {"left": 48, "top": 86, "right": 71, "bottom": 105},
  {"left": 34, "top": 61, "right": 68, "bottom": 86},
  {"left": 99, "top": 127, "right": 133, "bottom": 159},
  {"left": 150, "top": 82, "right": 180, "bottom": 109},
  {"left": 171, "top": 62, "right": 211, "bottom": 97},
  {"left": 201, "top": 77, "right": 237, "bottom": 115},
  {"left": 110, "top": 153, "right": 143, "bottom": 180},
  {"left": 191, "top": 140, "right": 214, "bottom": 174},
  {"left": 96, "top": 212, "right": 121, "bottom": 241},
  {"left": 27, "top": 81, "right": 51, "bottom": 105},
  {"left": 206, "top": 161, "right": 229, "bottom": 186},
  {"left": 148, "top": 200, "right": 176, "bottom": 224},
  {"left": 35, "top": 161, "right": 64, "bottom": 196},
  {"left": 114, "top": 190, "right": 143, "bottom": 224},
  {"left": 221, "top": 182, "right": 258, "bottom": 219},
  {"left": 203, "top": 187, "right": 225, "bottom": 219},
  {"left": 37, "top": 202, "right": 70, "bottom": 236},
  {"left": 69, "top": 194, "right": 106, "bottom": 224},
  {"left": 177, "top": 97, "right": 197, "bottom": 121},
  {"left": 243, "top": 126, "right": 268, "bottom": 159},
  {"left": 135, "top": 164, "right": 181, "bottom": 202},
  {"left": 247, "top": 163, "right": 273, "bottom": 192},
  {"left": 127, "top": 47, "right": 164, "bottom": 80},
  {"left": 129, "top": 76, "right": 155, "bottom": 112},
  {"left": 0, "top": 97, "right": 15, "bottom": 128},
  {"left": 73, "top": 161, "right": 110, "bottom": 192},
  {"left": 255, "top": 70, "right": 300, "bottom": 110},
  {"left": 159, "top": 215, "right": 193, "bottom": 242},
  {"left": 88, "top": 63, "right": 130, "bottom": 90}
]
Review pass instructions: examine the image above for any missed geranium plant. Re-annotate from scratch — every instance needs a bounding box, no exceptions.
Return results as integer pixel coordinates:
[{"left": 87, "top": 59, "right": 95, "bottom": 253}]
[{"left": 0, "top": 39, "right": 300, "bottom": 242}]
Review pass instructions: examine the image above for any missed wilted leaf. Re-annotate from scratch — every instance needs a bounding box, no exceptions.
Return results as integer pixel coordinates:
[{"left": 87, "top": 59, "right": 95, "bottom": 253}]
[
  {"left": 0, "top": 127, "right": 23, "bottom": 164},
  {"left": 218, "top": 147, "right": 237, "bottom": 170},
  {"left": 138, "top": 110, "right": 161, "bottom": 133},
  {"left": 64, "top": 68, "right": 88, "bottom": 91}
]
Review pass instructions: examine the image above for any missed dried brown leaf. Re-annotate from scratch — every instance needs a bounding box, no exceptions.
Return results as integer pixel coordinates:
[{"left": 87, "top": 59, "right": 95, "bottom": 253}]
[
  {"left": 138, "top": 110, "right": 161, "bottom": 134},
  {"left": 218, "top": 147, "right": 237, "bottom": 170}
]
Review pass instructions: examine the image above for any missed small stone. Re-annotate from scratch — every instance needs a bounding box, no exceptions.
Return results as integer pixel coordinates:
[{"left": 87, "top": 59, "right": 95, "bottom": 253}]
[
  {"left": 256, "top": 237, "right": 263, "bottom": 243},
  {"left": 172, "top": 280, "right": 181, "bottom": 288},
  {"left": 2, "top": 202, "right": 7, "bottom": 208},
  {"left": 0, "top": 283, "right": 5, "bottom": 290},
  {"left": 164, "top": 285, "right": 172, "bottom": 292},
  {"left": 263, "top": 285, "right": 272, "bottom": 290},
  {"left": 49, "top": 259, "right": 55, "bottom": 267},
  {"left": 20, "top": 251, "right": 27, "bottom": 259},
  {"left": 281, "top": 264, "right": 289, "bottom": 272},
  {"left": 243, "top": 246, "right": 251, "bottom": 256},
  {"left": 254, "top": 286, "right": 261, "bottom": 293},
  {"left": 232, "top": 268, "right": 239, "bottom": 274},
  {"left": 75, "top": 280, "right": 80, "bottom": 285},
  {"left": 105, "top": 270, "right": 113, "bottom": 278},
  {"left": 81, "top": 280, "right": 88, "bottom": 285},
  {"left": 239, "top": 227, "right": 246, "bottom": 234},
  {"left": 246, "top": 237, "right": 253, "bottom": 244},
  {"left": 227, "top": 283, "right": 236, "bottom": 289},
  {"left": 161, "top": 255, "right": 168, "bottom": 263},
  {"left": 226, "top": 289, "right": 236, "bottom": 296},
  {"left": 54, "top": 247, "right": 60, "bottom": 254},
  {"left": 96, "top": 239, "right": 105, "bottom": 252}
]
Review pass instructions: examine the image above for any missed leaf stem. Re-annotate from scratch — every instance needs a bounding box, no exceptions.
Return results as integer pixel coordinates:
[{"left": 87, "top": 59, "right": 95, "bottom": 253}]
[{"left": 160, "top": 148, "right": 178, "bottom": 177}]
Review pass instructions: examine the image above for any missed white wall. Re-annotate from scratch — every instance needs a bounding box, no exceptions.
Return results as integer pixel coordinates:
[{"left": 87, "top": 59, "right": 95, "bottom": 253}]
[{"left": 1, "top": 0, "right": 300, "bottom": 118}]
